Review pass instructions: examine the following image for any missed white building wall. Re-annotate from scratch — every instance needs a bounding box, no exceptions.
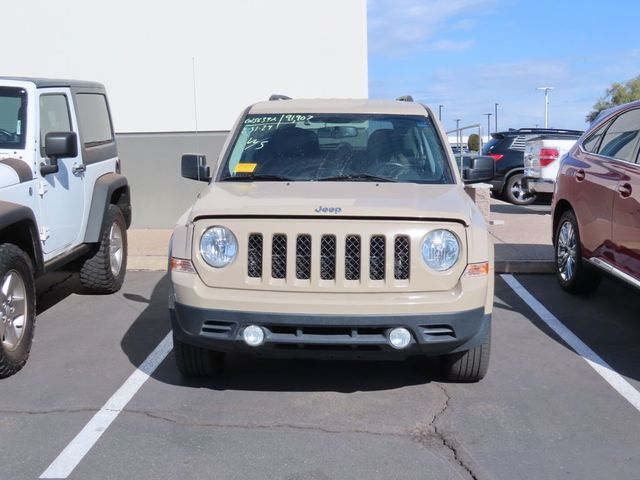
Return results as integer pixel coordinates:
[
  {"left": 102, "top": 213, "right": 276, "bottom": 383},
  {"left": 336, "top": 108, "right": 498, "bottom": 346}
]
[{"left": 5, "top": 0, "right": 368, "bottom": 132}]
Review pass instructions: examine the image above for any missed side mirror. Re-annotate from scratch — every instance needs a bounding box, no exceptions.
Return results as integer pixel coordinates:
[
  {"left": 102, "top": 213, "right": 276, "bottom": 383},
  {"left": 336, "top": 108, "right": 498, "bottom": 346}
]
[
  {"left": 181, "top": 153, "right": 211, "bottom": 182},
  {"left": 462, "top": 155, "right": 495, "bottom": 184},
  {"left": 41, "top": 131, "right": 78, "bottom": 175}
]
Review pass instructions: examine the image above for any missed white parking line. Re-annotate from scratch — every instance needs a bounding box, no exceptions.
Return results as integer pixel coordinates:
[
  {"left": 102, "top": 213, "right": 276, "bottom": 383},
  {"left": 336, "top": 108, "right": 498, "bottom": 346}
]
[
  {"left": 40, "top": 332, "right": 174, "bottom": 479},
  {"left": 502, "top": 274, "right": 640, "bottom": 413}
]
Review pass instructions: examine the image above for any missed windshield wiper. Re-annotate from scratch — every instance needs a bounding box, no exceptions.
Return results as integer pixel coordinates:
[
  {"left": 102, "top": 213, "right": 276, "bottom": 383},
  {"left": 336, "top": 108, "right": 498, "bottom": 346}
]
[
  {"left": 222, "top": 173, "right": 292, "bottom": 182},
  {"left": 316, "top": 173, "right": 397, "bottom": 182}
]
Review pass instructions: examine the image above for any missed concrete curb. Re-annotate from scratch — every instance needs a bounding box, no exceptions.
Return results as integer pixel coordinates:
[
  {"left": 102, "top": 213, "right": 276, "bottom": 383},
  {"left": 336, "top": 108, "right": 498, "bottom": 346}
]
[
  {"left": 127, "top": 256, "right": 167, "bottom": 271},
  {"left": 495, "top": 260, "right": 555, "bottom": 274},
  {"left": 127, "top": 256, "right": 555, "bottom": 275}
]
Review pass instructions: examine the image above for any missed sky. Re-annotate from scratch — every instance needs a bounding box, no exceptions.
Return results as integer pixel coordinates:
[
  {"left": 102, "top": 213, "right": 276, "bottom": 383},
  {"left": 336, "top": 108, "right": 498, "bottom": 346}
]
[{"left": 367, "top": 0, "right": 639, "bottom": 134}]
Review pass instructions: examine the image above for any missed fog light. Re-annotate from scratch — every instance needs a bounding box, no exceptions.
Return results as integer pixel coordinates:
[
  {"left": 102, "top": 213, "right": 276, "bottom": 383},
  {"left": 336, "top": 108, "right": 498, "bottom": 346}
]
[
  {"left": 243, "top": 325, "right": 265, "bottom": 347},
  {"left": 388, "top": 327, "right": 411, "bottom": 349}
]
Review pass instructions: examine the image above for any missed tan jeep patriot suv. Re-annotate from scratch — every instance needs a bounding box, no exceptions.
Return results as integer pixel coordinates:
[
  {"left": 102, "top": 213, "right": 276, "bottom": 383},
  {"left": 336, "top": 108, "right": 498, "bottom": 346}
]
[{"left": 169, "top": 96, "right": 494, "bottom": 382}]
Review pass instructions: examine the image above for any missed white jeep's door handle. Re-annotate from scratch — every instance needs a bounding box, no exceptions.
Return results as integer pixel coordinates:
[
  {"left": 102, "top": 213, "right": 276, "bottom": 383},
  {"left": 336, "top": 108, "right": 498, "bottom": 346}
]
[{"left": 72, "top": 163, "right": 86, "bottom": 174}]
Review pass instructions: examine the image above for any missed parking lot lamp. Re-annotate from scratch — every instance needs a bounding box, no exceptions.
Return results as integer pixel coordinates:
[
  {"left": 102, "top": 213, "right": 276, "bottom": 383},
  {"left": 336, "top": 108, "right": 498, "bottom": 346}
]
[
  {"left": 536, "top": 87, "right": 553, "bottom": 128},
  {"left": 484, "top": 113, "right": 492, "bottom": 143},
  {"left": 438, "top": 104, "right": 445, "bottom": 121}
]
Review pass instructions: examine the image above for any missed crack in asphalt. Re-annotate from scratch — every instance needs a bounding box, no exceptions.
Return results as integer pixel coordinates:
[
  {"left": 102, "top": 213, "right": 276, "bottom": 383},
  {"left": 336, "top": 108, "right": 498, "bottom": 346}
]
[
  {"left": 412, "top": 384, "right": 480, "bottom": 480},
  {"left": 0, "top": 407, "right": 96, "bottom": 415},
  {"left": 128, "top": 409, "right": 409, "bottom": 439}
]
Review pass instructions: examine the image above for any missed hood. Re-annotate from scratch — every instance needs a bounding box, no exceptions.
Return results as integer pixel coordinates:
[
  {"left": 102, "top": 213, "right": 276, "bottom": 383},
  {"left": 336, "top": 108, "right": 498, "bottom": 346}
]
[{"left": 188, "top": 182, "right": 473, "bottom": 225}]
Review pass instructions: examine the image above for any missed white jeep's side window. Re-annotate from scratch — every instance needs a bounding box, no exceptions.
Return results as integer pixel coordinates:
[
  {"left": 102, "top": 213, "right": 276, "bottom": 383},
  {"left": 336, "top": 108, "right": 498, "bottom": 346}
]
[
  {"left": 40, "top": 94, "right": 71, "bottom": 153},
  {"left": 75, "top": 94, "right": 113, "bottom": 147}
]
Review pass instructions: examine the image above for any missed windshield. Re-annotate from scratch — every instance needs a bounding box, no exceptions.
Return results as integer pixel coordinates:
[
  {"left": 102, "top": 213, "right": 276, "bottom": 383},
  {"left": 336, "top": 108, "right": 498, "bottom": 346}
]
[
  {"left": 220, "top": 113, "right": 454, "bottom": 184},
  {"left": 0, "top": 87, "right": 27, "bottom": 149}
]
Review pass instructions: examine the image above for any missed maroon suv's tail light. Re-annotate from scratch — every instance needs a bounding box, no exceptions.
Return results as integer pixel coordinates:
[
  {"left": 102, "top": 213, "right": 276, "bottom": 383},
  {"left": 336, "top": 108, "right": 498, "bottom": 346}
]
[
  {"left": 489, "top": 153, "right": 504, "bottom": 161},
  {"left": 539, "top": 148, "right": 560, "bottom": 166}
]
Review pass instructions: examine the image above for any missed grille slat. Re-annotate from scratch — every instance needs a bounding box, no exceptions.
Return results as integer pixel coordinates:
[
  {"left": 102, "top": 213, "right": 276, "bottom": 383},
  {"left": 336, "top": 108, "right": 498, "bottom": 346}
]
[
  {"left": 272, "top": 234, "right": 287, "bottom": 279},
  {"left": 345, "top": 235, "right": 361, "bottom": 280},
  {"left": 394, "top": 236, "right": 410, "bottom": 280},
  {"left": 296, "top": 235, "right": 312, "bottom": 279},
  {"left": 320, "top": 235, "right": 336, "bottom": 280},
  {"left": 247, "top": 234, "right": 263, "bottom": 278},
  {"left": 369, "top": 235, "right": 386, "bottom": 280}
]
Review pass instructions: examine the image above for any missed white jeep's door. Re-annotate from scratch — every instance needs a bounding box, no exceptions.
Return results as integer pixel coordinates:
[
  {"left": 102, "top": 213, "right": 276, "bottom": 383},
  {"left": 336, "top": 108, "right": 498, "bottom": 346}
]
[{"left": 37, "top": 89, "right": 85, "bottom": 257}]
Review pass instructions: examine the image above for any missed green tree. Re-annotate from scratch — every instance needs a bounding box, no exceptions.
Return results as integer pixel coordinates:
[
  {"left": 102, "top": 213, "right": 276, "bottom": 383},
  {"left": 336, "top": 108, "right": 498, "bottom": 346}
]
[
  {"left": 467, "top": 133, "right": 480, "bottom": 152},
  {"left": 586, "top": 75, "right": 640, "bottom": 122}
]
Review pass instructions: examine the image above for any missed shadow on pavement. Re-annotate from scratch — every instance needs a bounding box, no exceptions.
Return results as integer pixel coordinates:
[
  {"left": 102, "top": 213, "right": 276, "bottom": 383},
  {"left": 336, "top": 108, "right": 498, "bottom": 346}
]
[
  {"left": 119, "top": 274, "right": 437, "bottom": 392},
  {"left": 496, "top": 275, "right": 640, "bottom": 383}
]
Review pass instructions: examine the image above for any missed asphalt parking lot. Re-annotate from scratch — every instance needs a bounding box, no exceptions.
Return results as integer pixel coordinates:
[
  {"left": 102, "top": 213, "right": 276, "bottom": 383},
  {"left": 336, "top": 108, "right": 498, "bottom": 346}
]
[{"left": 1, "top": 270, "right": 639, "bottom": 480}]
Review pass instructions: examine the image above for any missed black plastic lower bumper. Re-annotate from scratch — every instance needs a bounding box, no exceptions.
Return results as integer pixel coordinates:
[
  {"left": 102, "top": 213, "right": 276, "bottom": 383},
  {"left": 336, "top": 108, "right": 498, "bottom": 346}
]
[{"left": 170, "top": 303, "right": 491, "bottom": 359}]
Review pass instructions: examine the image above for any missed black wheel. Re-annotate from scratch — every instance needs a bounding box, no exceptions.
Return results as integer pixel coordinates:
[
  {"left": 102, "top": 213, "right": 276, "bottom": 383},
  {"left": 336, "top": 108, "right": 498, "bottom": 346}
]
[
  {"left": 441, "top": 325, "right": 491, "bottom": 383},
  {"left": 504, "top": 173, "right": 536, "bottom": 205},
  {"left": 173, "top": 334, "right": 225, "bottom": 377},
  {"left": 79, "top": 205, "right": 127, "bottom": 294},
  {"left": 554, "top": 210, "right": 601, "bottom": 294},
  {"left": 0, "top": 244, "right": 36, "bottom": 379}
]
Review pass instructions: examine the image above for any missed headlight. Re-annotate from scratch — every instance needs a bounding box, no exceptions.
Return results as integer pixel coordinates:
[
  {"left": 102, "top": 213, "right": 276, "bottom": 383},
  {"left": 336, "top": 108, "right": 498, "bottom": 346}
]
[
  {"left": 421, "top": 229, "right": 460, "bottom": 271},
  {"left": 200, "top": 226, "right": 238, "bottom": 268}
]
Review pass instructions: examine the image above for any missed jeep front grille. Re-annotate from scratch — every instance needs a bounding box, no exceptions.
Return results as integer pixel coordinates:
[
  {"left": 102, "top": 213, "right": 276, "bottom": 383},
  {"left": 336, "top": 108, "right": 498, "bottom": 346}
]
[{"left": 246, "top": 233, "right": 411, "bottom": 283}]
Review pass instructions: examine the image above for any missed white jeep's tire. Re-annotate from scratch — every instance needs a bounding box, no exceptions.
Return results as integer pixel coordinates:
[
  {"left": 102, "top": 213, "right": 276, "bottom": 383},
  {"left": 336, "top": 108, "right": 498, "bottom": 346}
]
[
  {"left": 79, "top": 205, "right": 127, "bottom": 294},
  {"left": 0, "top": 244, "right": 36, "bottom": 378}
]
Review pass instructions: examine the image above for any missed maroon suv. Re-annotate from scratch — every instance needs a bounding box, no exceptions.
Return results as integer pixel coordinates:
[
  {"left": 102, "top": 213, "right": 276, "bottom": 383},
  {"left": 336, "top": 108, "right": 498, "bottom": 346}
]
[{"left": 552, "top": 101, "right": 640, "bottom": 293}]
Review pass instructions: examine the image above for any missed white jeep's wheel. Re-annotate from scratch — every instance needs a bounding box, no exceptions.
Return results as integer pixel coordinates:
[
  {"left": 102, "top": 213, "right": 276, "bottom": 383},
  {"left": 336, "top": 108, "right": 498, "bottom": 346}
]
[
  {"left": 0, "top": 244, "right": 36, "bottom": 379},
  {"left": 79, "top": 205, "right": 127, "bottom": 294}
]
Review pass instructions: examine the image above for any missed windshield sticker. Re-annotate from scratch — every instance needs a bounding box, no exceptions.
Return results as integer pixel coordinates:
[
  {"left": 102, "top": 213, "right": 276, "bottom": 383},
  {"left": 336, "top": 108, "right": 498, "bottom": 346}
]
[{"left": 234, "top": 163, "right": 257, "bottom": 174}]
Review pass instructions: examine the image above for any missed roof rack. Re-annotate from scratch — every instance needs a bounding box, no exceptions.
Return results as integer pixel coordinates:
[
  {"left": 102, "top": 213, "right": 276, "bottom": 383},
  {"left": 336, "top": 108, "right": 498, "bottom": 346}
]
[
  {"left": 269, "top": 94, "right": 292, "bottom": 101},
  {"left": 396, "top": 95, "right": 414, "bottom": 102}
]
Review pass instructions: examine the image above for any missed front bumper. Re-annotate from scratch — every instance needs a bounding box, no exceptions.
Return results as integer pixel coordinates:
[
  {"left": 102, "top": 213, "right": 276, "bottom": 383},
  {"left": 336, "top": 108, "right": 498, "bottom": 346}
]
[{"left": 171, "top": 303, "right": 491, "bottom": 359}]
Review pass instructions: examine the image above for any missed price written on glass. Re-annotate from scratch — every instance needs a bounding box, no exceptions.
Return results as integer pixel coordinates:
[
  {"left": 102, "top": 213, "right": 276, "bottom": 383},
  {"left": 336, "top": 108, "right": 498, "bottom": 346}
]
[{"left": 244, "top": 114, "right": 314, "bottom": 127}]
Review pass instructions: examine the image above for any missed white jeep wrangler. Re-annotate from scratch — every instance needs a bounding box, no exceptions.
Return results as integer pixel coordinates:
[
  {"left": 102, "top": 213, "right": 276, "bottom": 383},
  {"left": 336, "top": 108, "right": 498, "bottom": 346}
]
[{"left": 0, "top": 77, "right": 131, "bottom": 378}]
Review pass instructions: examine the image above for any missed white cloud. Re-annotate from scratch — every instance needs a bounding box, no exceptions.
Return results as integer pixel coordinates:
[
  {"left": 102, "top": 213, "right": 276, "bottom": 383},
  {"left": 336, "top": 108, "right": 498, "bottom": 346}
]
[
  {"left": 431, "top": 39, "right": 475, "bottom": 52},
  {"left": 368, "top": 0, "right": 496, "bottom": 55}
]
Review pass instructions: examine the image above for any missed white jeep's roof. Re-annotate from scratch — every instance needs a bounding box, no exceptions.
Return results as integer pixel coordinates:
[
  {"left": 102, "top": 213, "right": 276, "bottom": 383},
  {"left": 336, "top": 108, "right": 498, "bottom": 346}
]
[
  {"left": 0, "top": 76, "right": 104, "bottom": 90},
  {"left": 249, "top": 98, "right": 431, "bottom": 116}
]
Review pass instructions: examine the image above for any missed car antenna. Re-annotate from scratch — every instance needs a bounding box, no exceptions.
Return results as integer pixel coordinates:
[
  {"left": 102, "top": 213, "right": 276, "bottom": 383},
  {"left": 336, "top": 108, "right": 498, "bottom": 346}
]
[{"left": 192, "top": 56, "right": 200, "bottom": 156}]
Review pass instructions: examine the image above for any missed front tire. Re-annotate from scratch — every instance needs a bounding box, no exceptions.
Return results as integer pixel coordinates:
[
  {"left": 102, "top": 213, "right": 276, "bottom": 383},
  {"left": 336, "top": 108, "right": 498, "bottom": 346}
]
[
  {"left": 441, "top": 325, "right": 491, "bottom": 383},
  {"left": 554, "top": 210, "right": 601, "bottom": 294},
  {"left": 173, "top": 334, "right": 225, "bottom": 377},
  {"left": 0, "top": 244, "right": 36, "bottom": 379},
  {"left": 504, "top": 173, "right": 536, "bottom": 205},
  {"left": 79, "top": 205, "right": 127, "bottom": 294}
]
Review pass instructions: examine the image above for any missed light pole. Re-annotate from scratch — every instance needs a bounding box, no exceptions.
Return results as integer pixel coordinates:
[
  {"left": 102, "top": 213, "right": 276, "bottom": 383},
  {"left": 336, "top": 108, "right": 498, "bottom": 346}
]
[
  {"left": 483, "top": 113, "right": 492, "bottom": 143},
  {"left": 536, "top": 87, "right": 553, "bottom": 128},
  {"left": 494, "top": 102, "right": 499, "bottom": 132},
  {"left": 438, "top": 104, "right": 444, "bottom": 121}
]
